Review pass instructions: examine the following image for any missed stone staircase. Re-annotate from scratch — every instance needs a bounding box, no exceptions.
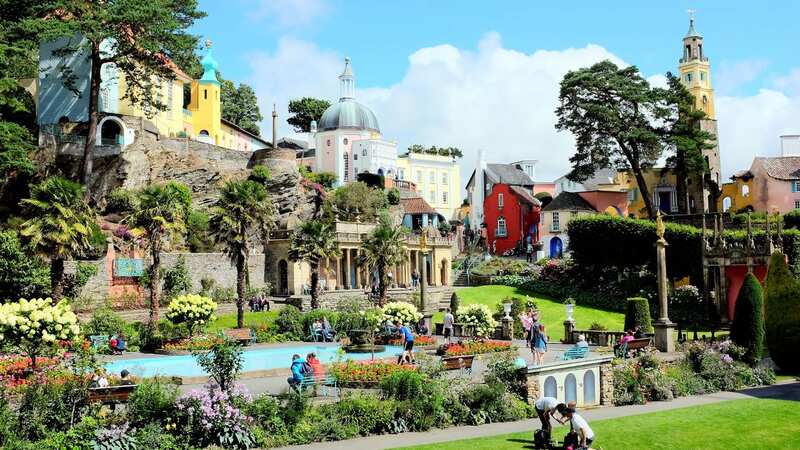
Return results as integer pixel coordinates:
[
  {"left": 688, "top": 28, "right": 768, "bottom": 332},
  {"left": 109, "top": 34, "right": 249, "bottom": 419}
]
[{"left": 452, "top": 269, "right": 471, "bottom": 287}]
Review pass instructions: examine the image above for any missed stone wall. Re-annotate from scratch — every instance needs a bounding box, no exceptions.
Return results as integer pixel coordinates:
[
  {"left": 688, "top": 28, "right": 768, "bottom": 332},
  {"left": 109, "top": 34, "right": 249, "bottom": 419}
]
[
  {"left": 599, "top": 362, "right": 615, "bottom": 406},
  {"left": 292, "top": 286, "right": 454, "bottom": 312}
]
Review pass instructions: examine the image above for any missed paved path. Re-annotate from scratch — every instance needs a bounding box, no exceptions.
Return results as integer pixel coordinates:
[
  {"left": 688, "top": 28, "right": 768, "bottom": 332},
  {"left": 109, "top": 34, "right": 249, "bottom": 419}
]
[{"left": 272, "top": 381, "right": 800, "bottom": 450}]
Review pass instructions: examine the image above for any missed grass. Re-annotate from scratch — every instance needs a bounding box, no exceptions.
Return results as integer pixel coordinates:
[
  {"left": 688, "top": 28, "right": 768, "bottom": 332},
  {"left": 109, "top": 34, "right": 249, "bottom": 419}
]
[
  {"left": 206, "top": 310, "right": 278, "bottom": 333},
  {"left": 400, "top": 398, "right": 800, "bottom": 450},
  {"left": 438, "top": 285, "right": 624, "bottom": 341}
]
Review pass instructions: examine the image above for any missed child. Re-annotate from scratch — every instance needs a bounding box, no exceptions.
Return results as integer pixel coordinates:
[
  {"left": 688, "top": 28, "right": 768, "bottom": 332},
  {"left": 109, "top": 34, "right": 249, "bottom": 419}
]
[
  {"left": 531, "top": 323, "right": 548, "bottom": 365},
  {"left": 565, "top": 407, "right": 595, "bottom": 449}
]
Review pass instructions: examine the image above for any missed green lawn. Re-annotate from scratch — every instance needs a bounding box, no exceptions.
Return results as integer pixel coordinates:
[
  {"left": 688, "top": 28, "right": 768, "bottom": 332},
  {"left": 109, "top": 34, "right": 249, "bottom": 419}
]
[
  {"left": 437, "top": 285, "right": 624, "bottom": 341},
  {"left": 400, "top": 398, "right": 800, "bottom": 450},
  {"left": 207, "top": 310, "right": 278, "bottom": 332}
]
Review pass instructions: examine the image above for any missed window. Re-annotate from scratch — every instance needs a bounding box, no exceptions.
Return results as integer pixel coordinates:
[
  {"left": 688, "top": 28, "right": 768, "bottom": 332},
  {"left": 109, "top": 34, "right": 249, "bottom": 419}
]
[
  {"left": 497, "top": 217, "right": 507, "bottom": 237},
  {"left": 429, "top": 171, "right": 435, "bottom": 183},
  {"left": 742, "top": 184, "right": 750, "bottom": 196},
  {"left": 551, "top": 212, "right": 560, "bottom": 232},
  {"left": 685, "top": 73, "right": 692, "bottom": 82},
  {"left": 628, "top": 187, "right": 638, "bottom": 201},
  {"left": 343, "top": 138, "right": 349, "bottom": 145},
  {"left": 343, "top": 153, "right": 349, "bottom": 182},
  {"left": 362, "top": 148, "right": 367, "bottom": 156},
  {"left": 442, "top": 192, "right": 448, "bottom": 204},
  {"left": 441, "top": 172, "right": 448, "bottom": 185},
  {"left": 795, "top": 200, "right": 800, "bottom": 209},
  {"left": 398, "top": 169, "right": 405, "bottom": 180},
  {"left": 204, "top": 89, "right": 207, "bottom": 100},
  {"left": 326, "top": 139, "right": 331, "bottom": 146},
  {"left": 700, "top": 72, "right": 705, "bottom": 81},
  {"left": 497, "top": 193, "right": 504, "bottom": 208},
  {"left": 792, "top": 181, "right": 800, "bottom": 193},
  {"left": 429, "top": 190, "right": 435, "bottom": 202},
  {"left": 416, "top": 171, "right": 423, "bottom": 183},
  {"left": 353, "top": 154, "right": 358, "bottom": 160}
]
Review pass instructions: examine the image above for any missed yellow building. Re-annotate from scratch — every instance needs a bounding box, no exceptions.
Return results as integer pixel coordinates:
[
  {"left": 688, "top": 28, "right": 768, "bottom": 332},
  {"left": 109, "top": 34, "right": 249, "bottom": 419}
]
[
  {"left": 37, "top": 37, "right": 269, "bottom": 152},
  {"left": 718, "top": 171, "right": 754, "bottom": 212},
  {"left": 396, "top": 152, "right": 462, "bottom": 220}
]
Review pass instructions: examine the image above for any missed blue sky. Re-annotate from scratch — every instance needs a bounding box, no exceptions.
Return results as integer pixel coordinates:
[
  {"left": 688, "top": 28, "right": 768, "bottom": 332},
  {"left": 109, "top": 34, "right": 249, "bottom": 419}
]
[{"left": 190, "top": 0, "right": 800, "bottom": 182}]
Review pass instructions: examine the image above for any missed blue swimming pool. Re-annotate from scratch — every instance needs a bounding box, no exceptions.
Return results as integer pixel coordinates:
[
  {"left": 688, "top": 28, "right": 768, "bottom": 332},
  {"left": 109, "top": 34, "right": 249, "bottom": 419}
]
[{"left": 104, "top": 344, "right": 404, "bottom": 378}]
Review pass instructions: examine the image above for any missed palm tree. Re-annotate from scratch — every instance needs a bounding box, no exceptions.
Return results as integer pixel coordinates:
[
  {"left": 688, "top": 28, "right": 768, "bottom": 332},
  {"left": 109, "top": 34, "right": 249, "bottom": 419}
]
[
  {"left": 361, "top": 212, "right": 408, "bottom": 306},
  {"left": 20, "top": 177, "right": 96, "bottom": 301},
  {"left": 289, "top": 219, "right": 340, "bottom": 309},
  {"left": 126, "top": 182, "right": 191, "bottom": 327},
  {"left": 208, "top": 180, "right": 274, "bottom": 328}
]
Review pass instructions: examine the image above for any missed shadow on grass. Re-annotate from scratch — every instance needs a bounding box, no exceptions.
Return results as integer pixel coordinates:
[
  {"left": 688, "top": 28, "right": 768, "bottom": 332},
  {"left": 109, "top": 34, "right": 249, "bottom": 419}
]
[
  {"left": 737, "top": 381, "right": 800, "bottom": 402},
  {"left": 504, "top": 438, "right": 534, "bottom": 449}
]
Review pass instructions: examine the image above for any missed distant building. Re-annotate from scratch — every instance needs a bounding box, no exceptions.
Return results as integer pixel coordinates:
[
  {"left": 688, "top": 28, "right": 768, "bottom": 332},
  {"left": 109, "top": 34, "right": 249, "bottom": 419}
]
[
  {"left": 396, "top": 151, "right": 462, "bottom": 221},
  {"left": 36, "top": 38, "right": 269, "bottom": 152}
]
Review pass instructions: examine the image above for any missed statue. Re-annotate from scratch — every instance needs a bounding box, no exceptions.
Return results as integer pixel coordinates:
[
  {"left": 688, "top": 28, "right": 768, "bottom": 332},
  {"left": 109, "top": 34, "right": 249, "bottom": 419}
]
[{"left": 656, "top": 210, "right": 666, "bottom": 241}]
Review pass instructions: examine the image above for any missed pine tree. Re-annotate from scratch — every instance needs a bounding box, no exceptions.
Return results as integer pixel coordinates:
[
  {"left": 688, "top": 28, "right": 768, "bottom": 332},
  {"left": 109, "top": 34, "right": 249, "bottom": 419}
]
[
  {"left": 764, "top": 252, "right": 800, "bottom": 372},
  {"left": 730, "top": 273, "right": 765, "bottom": 365}
]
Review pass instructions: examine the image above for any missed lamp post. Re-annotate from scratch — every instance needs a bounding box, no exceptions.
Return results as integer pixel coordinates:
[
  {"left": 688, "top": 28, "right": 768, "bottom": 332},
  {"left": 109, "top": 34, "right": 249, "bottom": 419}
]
[
  {"left": 653, "top": 211, "right": 676, "bottom": 352},
  {"left": 418, "top": 226, "right": 434, "bottom": 335}
]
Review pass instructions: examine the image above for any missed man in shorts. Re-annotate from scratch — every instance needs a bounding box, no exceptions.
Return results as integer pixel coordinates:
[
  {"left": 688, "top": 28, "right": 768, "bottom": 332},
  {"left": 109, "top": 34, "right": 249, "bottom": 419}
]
[
  {"left": 443, "top": 308, "right": 455, "bottom": 344},
  {"left": 398, "top": 321, "right": 415, "bottom": 364},
  {"left": 534, "top": 396, "right": 566, "bottom": 433}
]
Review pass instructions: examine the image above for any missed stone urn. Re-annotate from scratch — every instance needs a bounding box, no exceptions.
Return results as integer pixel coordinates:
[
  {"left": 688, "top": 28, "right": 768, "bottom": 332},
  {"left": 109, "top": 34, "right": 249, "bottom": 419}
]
[{"left": 564, "top": 303, "right": 575, "bottom": 321}]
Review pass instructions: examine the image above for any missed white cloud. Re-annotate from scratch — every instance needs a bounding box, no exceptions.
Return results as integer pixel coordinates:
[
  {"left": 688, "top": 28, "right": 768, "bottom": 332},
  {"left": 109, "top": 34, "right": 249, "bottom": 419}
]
[
  {"left": 249, "top": 0, "right": 329, "bottom": 27},
  {"left": 246, "top": 32, "right": 800, "bottom": 191},
  {"left": 773, "top": 68, "right": 800, "bottom": 96},
  {"left": 715, "top": 59, "right": 768, "bottom": 95}
]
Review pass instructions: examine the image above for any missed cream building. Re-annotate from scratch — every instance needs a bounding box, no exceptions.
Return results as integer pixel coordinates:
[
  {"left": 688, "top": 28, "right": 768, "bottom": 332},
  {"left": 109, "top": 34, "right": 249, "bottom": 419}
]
[{"left": 397, "top": 152, "right": 462, "bottom": 221}]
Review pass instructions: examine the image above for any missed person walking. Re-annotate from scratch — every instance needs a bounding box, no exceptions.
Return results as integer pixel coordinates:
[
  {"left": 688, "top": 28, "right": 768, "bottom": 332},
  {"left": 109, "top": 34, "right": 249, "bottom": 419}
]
[
  {"left": 526, "top": 240, "right": 534, "bottom": 262},
  {"left": 443, "top": 308, "right": 455, "bottom": 344},
  {"left": 398, "top": 321, "right": 415, "bottom": 365},
  {"left": 530, "top": 322, "right": 548, "bottom": 365},
  {"left": 411, "top": 269, "right": 419, "bottom": 288}
]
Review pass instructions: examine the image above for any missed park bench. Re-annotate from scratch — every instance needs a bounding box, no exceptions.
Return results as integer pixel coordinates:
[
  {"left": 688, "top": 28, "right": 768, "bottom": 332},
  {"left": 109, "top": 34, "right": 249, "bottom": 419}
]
[
  {"left": 441, "top": 355, "right": 475, "bottom": 375},
  {"left": 298, "top": 374, "right": 338, "bottom": 397},
  {"left": 615, "top": 337, "right": 652, "bottom": 358},
  {"left": 88, "top": 384, "right": 138, "bottom": 405},
  {"left": 223, "top": 328, "right": 256, "bottom": 345},
  {"left": 561, "top": 346, "right": 589, "bottom": 360},
  {"left": 89, "top": 335, "right": 110, "bottom": 349}
]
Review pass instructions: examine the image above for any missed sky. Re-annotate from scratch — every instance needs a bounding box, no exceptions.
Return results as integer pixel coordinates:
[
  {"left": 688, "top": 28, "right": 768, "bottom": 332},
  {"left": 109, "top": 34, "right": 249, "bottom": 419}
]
[{"left": 191, "top": 0, "right": 800, "bottom": 185}]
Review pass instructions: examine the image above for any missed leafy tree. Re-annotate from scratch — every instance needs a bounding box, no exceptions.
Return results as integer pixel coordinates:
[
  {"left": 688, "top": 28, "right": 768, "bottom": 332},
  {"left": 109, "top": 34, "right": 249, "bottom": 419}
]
[
  {"left": 534, "top": 192, "right": 553, "bottom": 209},
  {"left": 208, "top": 180, "right": 274, "bottom": 328},
  {"left": 126, "top": 182, "right": 191, "bottom": 327},
  {"left": 764, "top": 251, "right": 800, "bottom": 372},
  {"left": 387, "top": 187, "right": 400, "bottom": 205},
  {"left": 185, "top": 208, "right": 214, "bottom": 252},
  {"left": 39, "top": 0, "right": 205, "bottom": 184},
  {"left": 20, "top": 177, "right": 96, "bottom": 301},
  {"left": 730, "top": 273, "right": 765, "bottom": 365},
  {"left": 555, "top": 61, "right": 670, "bottom": 218},
  {"left": 287, "top": 97, "right": 331, "bottom": 132},
  {"left": 662, "top": 72, "right": 715, "bottom": 213},
  {"left": 327, "top": 182, "right": 388, "bottom": 222},
  {"left": 220, "top": 78, "right": 262, "bottom": 136},
  {"left": 162, "top": 255, "right": 191, "bottom": 300},
  {"left": 0, "top": 230, "right": 50, "bottom": 299},
  {"left": 193, "top": 337, "right": 243, "bottom": 393},
  {"left": 360, "top": 212, "right": 408, "bottom": 305},
  {"left": 288, "top": 219, "right": 340, "bottom": 309}
]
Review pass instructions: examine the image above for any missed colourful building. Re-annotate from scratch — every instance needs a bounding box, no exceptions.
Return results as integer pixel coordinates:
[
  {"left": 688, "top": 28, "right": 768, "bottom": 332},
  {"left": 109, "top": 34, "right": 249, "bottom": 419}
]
[
  {"left": 396, "top": 152, "right": 462, "bottom": 220},
  {"left": 36, "top": 37, "right": 269, "bottom": 152},
  {"left": 541, "top": 191, "right": 629, "bottom": 258}
]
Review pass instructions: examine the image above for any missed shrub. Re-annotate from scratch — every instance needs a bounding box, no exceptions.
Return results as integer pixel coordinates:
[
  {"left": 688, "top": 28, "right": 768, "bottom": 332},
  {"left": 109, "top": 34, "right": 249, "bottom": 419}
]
[
  {"left": 0, "top": 230, "right": 50, "bottom": 299},
  {"left": 380, "top": 370, "right": 425, "bottom": 401},
  {"left": 449, "top": 292, "right": 460, "bottom": 317},
  {"left": 249, "top": 165, "right": 272, "bottom": 184},
  {"left": 456, "top": 304, "right": 498, "bottom": 337},
  {"left": 330, "top": 360, "right": 418, "bottom": 386},
  {"left": 15, "top": 377, "right": 89, "bottom": 441},
  {"left": 589, "top": 322, "right": 608, "bottom": 331},
  {"left": 730, "top": 273, "right": 765, "bottom": 365},
  {"left": 764, "top": 251, "right": 800, "bottom": 372},
  {"left": 669, "top": 284, "right": 704, "bottom": 330},
  {"left": 84, "top": 306, "right": 139, "bottom": 349},
  {"left": 329, "top": 393, "right": 396, "bottom": 436},
  {"left": 484, "top": 352, "right": 527, "bottom": 400},
  {"left": 105, "top": 187, "right": 138, "bottom": 214},
  {"left": 127, "top": 378, "right": 180, "bottom": 428},
  {"left": 783, "top": 209, "right": 800, "bottom": 229},
  {"left": 0, "top": 298, "right": 80, "bottom": 368},
  {"left": 275, "top": 306, "right": 304, "bottom": 339},
  {"left": 165, "top": 293, "right": 217, "bottom": 338},
  {"left": 387, "top": 188, "right": 400, "bottom": 205},
  {"left": 175, "top": 387, "right": 255, "bottom": 449},
  {"left": 163, "top": 256, "right": 192, "bottom": 300},
  {"left": 300, "top": 309, "right": 339, "bottom": 339},
  {"left": 212, "top": 286, "right": 237, "bottom": 303},
  {"left": 246, "top": 395, "right": 287, "bottom": 436},
  {"left": 624, "top": 297, "right": 653, "bottom": 333},
  {"left": 664, "top": 362, "right": 708, "bottom": 397},
  {"left": 186, "top": 209, "right": 214, "bottom": 252},
  {"left": 382, "top": 301, "right": 422, "bottom": 326},
  {"left": 193, "top": 338, "right": 244, "bottom": 393}
]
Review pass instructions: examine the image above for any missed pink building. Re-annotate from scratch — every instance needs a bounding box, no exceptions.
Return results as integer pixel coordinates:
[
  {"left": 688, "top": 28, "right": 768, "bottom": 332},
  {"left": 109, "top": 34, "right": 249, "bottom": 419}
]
[{"left": 748, "top": 156, "right": 800, "bottom": 213}]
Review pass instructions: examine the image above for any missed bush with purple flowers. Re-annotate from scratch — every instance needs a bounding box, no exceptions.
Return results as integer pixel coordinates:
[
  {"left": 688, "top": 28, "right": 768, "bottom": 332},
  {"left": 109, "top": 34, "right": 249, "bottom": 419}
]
[{"left": 175, "top": 386, "right": 256, "bottom": 449}]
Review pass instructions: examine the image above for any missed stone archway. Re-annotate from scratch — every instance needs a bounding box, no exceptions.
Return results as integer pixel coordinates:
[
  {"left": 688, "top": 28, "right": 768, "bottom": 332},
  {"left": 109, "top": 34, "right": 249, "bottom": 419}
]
[
  {"left": 583, "top": 370, "right": 596, "bottom": 404},
  {"left": 96, "top": 116, "right": 129, "bottom": 148},
  {"left": 440, "top": 259, "right": 449, "bottom": 286},
  {"left": 278, "top": 260, "right": 289, "bottom": 295},
  {"left": 565, "top": 373, "right": 577, "bottom": 404},
  {"left": 544, "top": 376, "right": 557, "bottom": 398}
]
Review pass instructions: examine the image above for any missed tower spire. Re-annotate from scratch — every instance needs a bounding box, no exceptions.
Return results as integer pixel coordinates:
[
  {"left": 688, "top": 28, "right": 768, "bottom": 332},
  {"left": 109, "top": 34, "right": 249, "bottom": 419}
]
[
  {"left": 272, "top": 103, "right": 277, "bottom": 150},
  {"left": 338, "top": 56, "right": 355, "bottom": 101}
]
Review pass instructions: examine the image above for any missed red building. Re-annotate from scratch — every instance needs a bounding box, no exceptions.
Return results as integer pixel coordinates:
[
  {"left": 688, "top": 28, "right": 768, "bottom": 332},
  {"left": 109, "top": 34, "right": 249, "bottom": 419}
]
[{"left": 467, "top": 163, "right": 542, "bottom": 255}]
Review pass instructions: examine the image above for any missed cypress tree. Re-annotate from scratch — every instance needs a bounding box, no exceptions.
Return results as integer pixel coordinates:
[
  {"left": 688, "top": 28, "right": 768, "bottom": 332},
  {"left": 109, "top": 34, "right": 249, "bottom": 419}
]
[
  {"left": 764, "top": 252, "right": 800, "bottom": 372},
  {"left": 730, "top": 273, "right": 765, "bottom": 365},
  {"left": 624, "top": 297, "right": 653, "bottom": 333}
]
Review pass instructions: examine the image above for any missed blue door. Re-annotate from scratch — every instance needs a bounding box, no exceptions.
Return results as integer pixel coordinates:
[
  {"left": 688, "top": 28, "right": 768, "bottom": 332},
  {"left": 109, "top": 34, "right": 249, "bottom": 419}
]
[{"left": 549, "top": 237, "right": 563, "bottom": 258}]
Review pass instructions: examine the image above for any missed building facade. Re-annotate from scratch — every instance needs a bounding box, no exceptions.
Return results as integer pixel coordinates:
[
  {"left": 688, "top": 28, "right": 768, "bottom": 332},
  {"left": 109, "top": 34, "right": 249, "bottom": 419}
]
[
  {"left": 541, "top": 191, "right": 629, "bottom": 258},
  {"left": 36, "top": 37, "right": 269, "bottom": 152},
  {"left": 396, "top": 152, "right": 462, "bottom": 220}
]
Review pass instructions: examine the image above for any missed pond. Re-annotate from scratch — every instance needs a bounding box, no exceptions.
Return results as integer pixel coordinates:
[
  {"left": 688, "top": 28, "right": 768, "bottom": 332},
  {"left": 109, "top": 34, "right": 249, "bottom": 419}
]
[{"left": 104, "top": 344, "right": 404, "bottom": 378}]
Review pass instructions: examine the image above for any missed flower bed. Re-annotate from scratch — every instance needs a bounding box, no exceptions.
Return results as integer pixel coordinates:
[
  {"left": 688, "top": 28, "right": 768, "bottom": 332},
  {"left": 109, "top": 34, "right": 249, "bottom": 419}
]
[
  {"left": 0, "top": 354, "right": 62, "bottom": 389},
  {"left": 441, "top": 339, "right": 513, "bottom": 357},
  {"left": 329, "top": 360, "right": 418, "bottom": 386},
  {"left": 382, "top": 335, "right": 436, "bottom": 347},
  {"left": 161, "top": 335, "right": 224, "bottom": 352}
]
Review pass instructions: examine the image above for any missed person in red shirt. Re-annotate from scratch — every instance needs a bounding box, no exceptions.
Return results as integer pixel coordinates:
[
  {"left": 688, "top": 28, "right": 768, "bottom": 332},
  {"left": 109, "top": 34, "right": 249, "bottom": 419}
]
[
  {"left": 108, "top": 335, "right": 118, "bottom": 354},
  {"left": 307, "top": 353, "right": 324, "bottom": 378}
]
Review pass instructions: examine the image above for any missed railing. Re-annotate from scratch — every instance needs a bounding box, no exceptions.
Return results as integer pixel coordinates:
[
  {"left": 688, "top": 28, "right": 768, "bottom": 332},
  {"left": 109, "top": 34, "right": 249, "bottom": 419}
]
[{"left": 569, "top": 330, "right": 628, "bottom": 347}]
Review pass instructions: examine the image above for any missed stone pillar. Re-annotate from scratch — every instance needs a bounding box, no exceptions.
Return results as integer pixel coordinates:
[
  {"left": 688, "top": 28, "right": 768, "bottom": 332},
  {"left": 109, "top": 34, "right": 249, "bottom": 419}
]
[
  {"left": 654, "top": 234, "right": 676, "bottom": 353},
  {"left": 599, "top": 363, "right": 615, "bottom": 406},
  {"left": 563, "top": 319, "right": 576, "bottom": 344},
  {"left": 355, "top": 250, "right": 361, "bottom": 289},
  {"left": 525, "top": 373, "right": 541, "bottom": 405},
  {"left": 345, "top": 249, "right": 351, "bottom": 289},
  {"left": 336, "top": 257, "right": 342, "bottom": 290},
  {"left": 501, "top": 316, "right": 514, "bottom": 340}
]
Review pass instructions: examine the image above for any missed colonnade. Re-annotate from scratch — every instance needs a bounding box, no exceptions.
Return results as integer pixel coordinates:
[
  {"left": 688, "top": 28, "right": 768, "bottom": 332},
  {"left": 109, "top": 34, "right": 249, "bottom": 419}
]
[{"left": 317, "top": 248, "right": 446, "bottom": 291}]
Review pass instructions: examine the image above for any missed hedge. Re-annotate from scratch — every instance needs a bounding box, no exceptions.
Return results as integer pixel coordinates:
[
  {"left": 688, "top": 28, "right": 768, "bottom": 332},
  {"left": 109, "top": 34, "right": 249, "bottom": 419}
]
[
  {"left": 730, "top": 273, "right": 765, "bottom": 365},
  {"left": 491, "top": 275, "right": 628, "bottom": 312},
  {"left": 624, "top": 297, "right": 653, "bottom": 333},
  {"left": 568, "top": 215, "right": 800, "bottom": 281},
  {"left": 764, "top": 252, "right": 800, "bottom": 372}
]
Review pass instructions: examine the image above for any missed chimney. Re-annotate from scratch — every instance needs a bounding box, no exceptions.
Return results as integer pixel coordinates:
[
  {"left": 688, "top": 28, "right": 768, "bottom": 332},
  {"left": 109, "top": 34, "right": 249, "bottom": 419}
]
[{"left": 780, "top": 135, "right": 800, "bottom": 156}]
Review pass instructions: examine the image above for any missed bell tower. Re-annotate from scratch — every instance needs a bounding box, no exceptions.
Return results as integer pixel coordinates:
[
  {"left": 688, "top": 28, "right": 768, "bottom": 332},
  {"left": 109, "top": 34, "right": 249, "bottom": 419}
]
[{"left": 678, "top": 11, "right": 715, "bottom": 119}]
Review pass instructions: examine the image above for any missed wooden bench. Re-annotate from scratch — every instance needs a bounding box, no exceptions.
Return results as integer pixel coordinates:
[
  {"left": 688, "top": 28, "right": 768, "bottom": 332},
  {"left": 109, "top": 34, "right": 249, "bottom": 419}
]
[
  {"left": 223, "top": 328, "right": 256, "bottom": 345},
  {"left": 298, "top": 374, "right": 338, "bottom": 397},
  {"left": 88, "top": 384, "right": 138, "bottom": 404},
  {"left": 441, "top": 355, "right": 475, "bottom": 375},
  {"left": 615, "top": 337, "right": 652, "bottom": 358},
  {"left": 561, "top": 345, "right": 589, "bottom": 360}
]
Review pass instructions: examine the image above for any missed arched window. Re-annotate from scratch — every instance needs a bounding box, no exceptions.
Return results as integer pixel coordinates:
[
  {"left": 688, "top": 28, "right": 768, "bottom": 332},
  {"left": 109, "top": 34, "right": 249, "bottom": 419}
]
[
  {"left": 497, "top": 217, "right": 507, "bottom": 237},
  {"left": 544, "top": 376, "right": 557, "bottom": 398},
  {"left": 565, "top": 374, "right": 577, "bottom": 405},
  {"left": 100, "top": 119, "right": 122, "bottom": 145},
  {"left": 583, "top": 371, "right": 596, "bottom": 405},
  {"left": 722, "top": 197, "right": 732, "bottom": 212},
  {"left": 742, "top": 184, "right": 750, "bottom": 197}
]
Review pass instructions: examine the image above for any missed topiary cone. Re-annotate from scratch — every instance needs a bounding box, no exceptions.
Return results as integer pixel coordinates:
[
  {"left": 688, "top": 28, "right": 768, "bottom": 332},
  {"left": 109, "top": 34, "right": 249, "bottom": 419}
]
[
  {"left": 764, "top": 252, "right": 800, "bottom": 372},
  {"left": 624, "top": 297, "right": 653, "bottom": 333},
  {"left": 730, "top": 273, "right": 765, "bottom": 365}
]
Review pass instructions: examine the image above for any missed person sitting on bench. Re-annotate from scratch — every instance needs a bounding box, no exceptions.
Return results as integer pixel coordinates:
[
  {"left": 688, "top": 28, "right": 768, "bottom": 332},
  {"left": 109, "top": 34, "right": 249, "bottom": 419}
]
[
  {"left": 633, "top": 325, "right": 645, "bottom": 339},
  {"left": 112, "top": 332, "right": 127, "bottom": 354},
  {"left": 565, "top": 407, "right": 595, "bottom": 449},
  {"left": 287, "top": 354, "right": 308, "bottom": 392},
  {"left": 118, "top": 369, "right": 135, "bottom": 386},
  {"left": 534, "top": 396, "right": 567, "bottom": 434},
  {"left": 311, "top": 319, "right": 325, "bottom": 342},
  {"left": 614, "top": 330, "right": 634, "bottom": 355},
  {"left": 575, "top": 334, "right": 589, "bottom": 349},
  {"left": 321, "top": 317, "right": 336, "bottom": 341}
]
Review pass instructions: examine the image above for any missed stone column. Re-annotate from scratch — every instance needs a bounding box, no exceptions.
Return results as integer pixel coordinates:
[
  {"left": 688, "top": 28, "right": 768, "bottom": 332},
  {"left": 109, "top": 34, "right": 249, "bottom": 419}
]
[
  {"left": 525, "top": 373, "right": 540, "bottom": 405},
  {"left": 355, "top": 249, "right": 361, "bottom": 289},
  {"left": 599, "top": 363, "right": 615, "bottom": 405},
  {"left": 563, "top": 319, "right": 576, "bottom": 344},
  {"left": 345, "top": 248, "right": 351, "bottom": 289},
  {"left": 653, "top": 233, "right": 676, "bottom": 353}
]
